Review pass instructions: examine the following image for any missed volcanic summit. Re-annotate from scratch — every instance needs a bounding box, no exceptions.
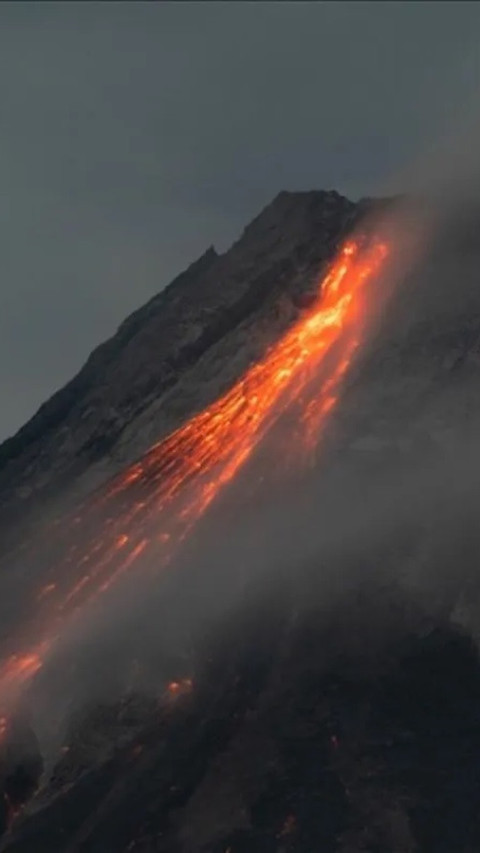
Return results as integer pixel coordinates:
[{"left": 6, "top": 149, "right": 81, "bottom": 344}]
[{"left": 1, "top": 190, "right": 480, "bottom": 851}]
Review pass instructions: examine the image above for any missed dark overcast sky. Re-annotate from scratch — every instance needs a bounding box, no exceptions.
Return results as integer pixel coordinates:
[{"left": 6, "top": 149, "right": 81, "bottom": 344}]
[{"left": 1, "top": 2, "right": 480, "bottom": 440}]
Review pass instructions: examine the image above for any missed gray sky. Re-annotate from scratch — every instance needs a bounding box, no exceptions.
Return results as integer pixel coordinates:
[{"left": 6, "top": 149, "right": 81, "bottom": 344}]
[{"left": 1, "top": 1, "right": 480, "bottom": 441}]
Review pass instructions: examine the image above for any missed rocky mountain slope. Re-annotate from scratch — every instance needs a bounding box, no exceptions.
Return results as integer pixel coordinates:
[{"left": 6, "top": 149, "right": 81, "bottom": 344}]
[
  {"left": 0, "top": 190, "right": 369, "bottom": 535},
  {"left": 2, "top": 189, "right": 480, "bottom": 851}
]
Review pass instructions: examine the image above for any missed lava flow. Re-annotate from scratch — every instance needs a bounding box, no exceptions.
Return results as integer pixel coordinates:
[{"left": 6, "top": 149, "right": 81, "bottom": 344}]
[{"left": 0, "top": 235, "right": 389, "bottom": 707}]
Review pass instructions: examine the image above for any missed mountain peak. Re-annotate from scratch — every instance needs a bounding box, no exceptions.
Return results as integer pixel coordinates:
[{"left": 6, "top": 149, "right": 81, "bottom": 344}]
[{"left": 0, "top": 189, "right": 359, "bottom": 529}]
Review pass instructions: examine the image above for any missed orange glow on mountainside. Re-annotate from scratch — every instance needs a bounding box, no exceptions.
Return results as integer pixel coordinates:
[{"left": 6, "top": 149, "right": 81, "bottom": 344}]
[{"left": 0, "top": 235, "right": 389, "bottom": 706}]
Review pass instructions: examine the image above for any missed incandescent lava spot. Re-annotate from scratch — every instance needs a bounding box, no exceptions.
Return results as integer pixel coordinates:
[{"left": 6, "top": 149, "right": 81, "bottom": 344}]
[{"left": 165, "top": 678, "right": 194, "bottom": 702}]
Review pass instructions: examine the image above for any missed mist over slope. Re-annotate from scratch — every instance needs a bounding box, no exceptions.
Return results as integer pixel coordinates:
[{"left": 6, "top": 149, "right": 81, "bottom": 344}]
[{"left": 2, "top": 184, "right": 480, "bottom": 850}]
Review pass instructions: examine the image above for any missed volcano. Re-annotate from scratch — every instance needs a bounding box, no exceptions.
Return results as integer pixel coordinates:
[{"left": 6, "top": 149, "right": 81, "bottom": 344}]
[{"left": 2, "top": 189, "right": 480, "bottom": 851}]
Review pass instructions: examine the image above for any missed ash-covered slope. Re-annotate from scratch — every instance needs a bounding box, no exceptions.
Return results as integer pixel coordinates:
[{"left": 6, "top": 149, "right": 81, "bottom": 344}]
[
  {"left": 0, "top": 190, "right": 363, "bottom": 533},
  {"left": 3, "top": 190, "right": 480, "bottom": 851}
]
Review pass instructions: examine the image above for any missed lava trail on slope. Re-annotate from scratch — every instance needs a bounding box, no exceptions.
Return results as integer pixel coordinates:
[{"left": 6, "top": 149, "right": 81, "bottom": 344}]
[{"left": 0, "top": 235, "right": 388, "bottom": 711}]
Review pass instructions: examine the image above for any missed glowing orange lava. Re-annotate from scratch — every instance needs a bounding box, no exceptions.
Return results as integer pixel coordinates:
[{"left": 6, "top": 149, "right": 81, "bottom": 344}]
[
  {"left": 165, "top": 678, "right": 193, "bottom": 700},
  {"left": 0, "top": 235, "right": 389, "bottom": 707}
]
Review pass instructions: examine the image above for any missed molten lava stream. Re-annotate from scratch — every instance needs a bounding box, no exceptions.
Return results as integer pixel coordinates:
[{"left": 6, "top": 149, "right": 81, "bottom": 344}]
[{"left": 0, "top": 236, "right": 388, "bottom": 707}]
